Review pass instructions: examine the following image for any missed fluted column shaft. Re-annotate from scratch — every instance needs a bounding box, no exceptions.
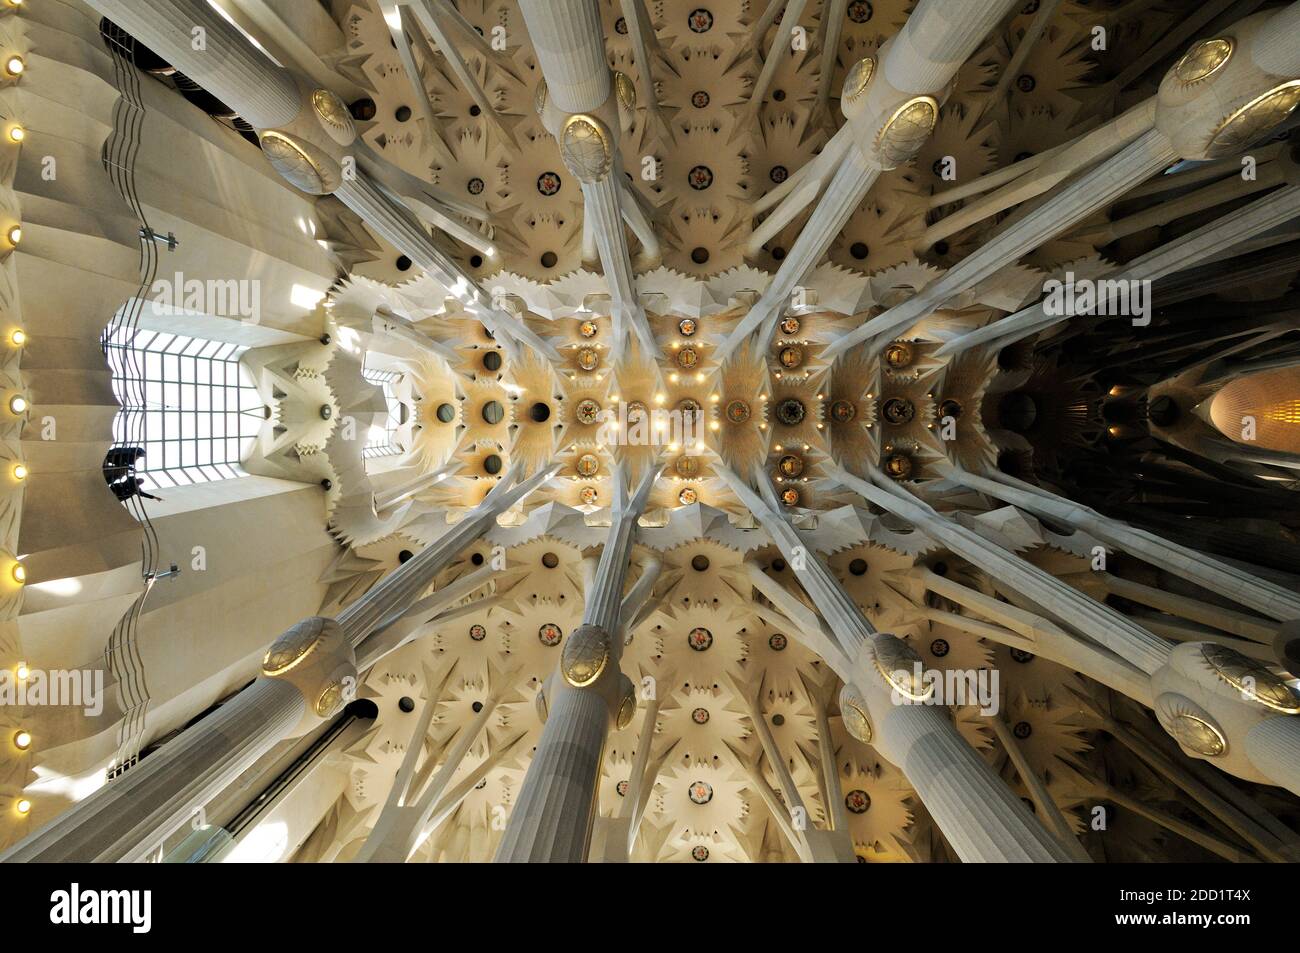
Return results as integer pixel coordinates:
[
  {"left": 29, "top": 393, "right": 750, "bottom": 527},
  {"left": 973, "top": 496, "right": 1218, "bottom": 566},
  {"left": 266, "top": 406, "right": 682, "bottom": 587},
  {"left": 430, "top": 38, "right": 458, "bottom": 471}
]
[
  {"left": 1244, "top": 717, "right": 1300, "bottom": 796},
  {"left": 1251, "top": 2, "right": 1300, "bottom": 75},
  {"left": 716, "top": 463, "right": 1072, "bottom": 861},
  {"left": 518, "top": 0, "right": 611, "bottom": 113},
  {"left": 939, "top": 184, "right": 1300, "bottom": 356},
  {"left": 1, "top": 678, "right": 304, "bottom": 862},
  {"left": 949, "top": 467, "right": 1300, "bottom": 622},
  {"left": 883, "top": 0, "right": 1019, "bottom": 93},
  {"left": 86, "top": 0, "right": 301, "bottom": 129},
  {"left": 827, "top": 128, "right": 1178, "bottom": 357}
]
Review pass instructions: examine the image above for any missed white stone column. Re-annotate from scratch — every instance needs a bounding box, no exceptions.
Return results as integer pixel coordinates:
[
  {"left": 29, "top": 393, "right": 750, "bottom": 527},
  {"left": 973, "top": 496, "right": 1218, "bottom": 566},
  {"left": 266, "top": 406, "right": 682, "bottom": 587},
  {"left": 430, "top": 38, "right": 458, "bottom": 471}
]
[
  {"left": 85, "top": 0, "right": 302, "bottom": 129},
  {"left": 494, "top": 466, "right": 658, "bottom": 862},
  {"left": 944, "top": 466, "right": 1300, "bottom": 622}
]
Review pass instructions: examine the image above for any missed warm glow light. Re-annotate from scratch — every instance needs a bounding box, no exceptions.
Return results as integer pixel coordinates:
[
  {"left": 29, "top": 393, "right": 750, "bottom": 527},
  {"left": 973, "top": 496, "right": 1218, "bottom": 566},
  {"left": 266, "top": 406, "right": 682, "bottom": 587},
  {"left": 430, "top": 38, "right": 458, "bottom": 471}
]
[
  {"left": 7, "top": 126, "right": 21, "bottom": 143},
  {"left": 669, "top": 373, "right": 679, "bottom": 383},
  {"left": 10, "top": 328, "right": 24, "bottom": 346},
  {"left": 6, "top": 224, "right": 20, "bottom": 245},
  {"left": 14, "top": 798, "right": 29, "bottom": 816},
  {"left": 11, "top": 463, "right": 25, "bottom": 481},
  {"left": 14, "top": 662, "right": 27, "bottom": 680},
  {"left": 5, "top": 56, "right": 23, "bottom": 77},
  {"left": 290, "top": 283, "right": 326, "bottom": 311},
  {"left": 12, "top": 729, "right": 30, "bottom": 750},
  {"left": 8, "top": 394, "right": 26, "bottom": 414},
  {"left": 709, "top": 421, "right": 720, "bottom": 431},
  {"left": 654, "top": 393, "right": 665, "bottom": 405},
  {"left": 11, "top": 562, "right": 24, "bottom": 584}
]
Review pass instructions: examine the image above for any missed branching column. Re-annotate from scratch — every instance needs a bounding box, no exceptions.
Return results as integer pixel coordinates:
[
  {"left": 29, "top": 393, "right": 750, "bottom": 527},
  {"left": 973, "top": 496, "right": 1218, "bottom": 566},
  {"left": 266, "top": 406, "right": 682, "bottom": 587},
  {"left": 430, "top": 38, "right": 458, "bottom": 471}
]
[
  {"left": 0, "top": 465, "right": 555, "bottom": 862},
  {"left": 494, "top": 466, "right": 658, "bottom": 862}
]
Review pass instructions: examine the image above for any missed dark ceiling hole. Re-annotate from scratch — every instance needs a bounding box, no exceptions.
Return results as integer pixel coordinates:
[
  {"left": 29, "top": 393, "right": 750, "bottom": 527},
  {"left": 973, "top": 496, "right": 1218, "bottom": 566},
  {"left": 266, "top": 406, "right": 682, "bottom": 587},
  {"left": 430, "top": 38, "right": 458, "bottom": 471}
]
[
  {"left": 483, "top": 454, "right": 503, "bottom": 475},
  {"left": 482, "top": 400, "right": 504, "bottom": 424},
  {"left": 436, "top": 403, "right": 456, "bottom": 423},
  {"left": 541, "top": 552, "right": 560, "bottom": 569},
  {"left": 771, "top": 558, "right": 787, "bottom": 572},
  {"left": 398, "top": 696, "right": 416, "bottom": 713},
  {"left": 1013, "top": 721, "right": 1033, "bottom": 739},
  {"left": 482, "top": 351, "right": 503, "bottom": 372},
  {"left": 471, "top": 552, "right": 485, "bottom": 566},
  {"left": 691, "top": 554, "right": 710, "bottom": 572},
  {"left": 471, "top": 701, "right": 484, "bottom": 713},
  {"left": 396, "top": 255, "right": 412, "bottom": 272},
  {"left": 772, "top": 89, "right": 786, "bottom": 101},
  {"left": 691, "top": 246, "right": 710, "bottom": 265},
  {"left": 933, "top": 240, "right": 949, "bottom": 256},
  {"left": 469, "top": 104, "right": 481, "bottom": 116},
  {"left": 772, "top": 246, "right": 786, "bottom": 261},
  {"left": 470, "top": 254, "right": 484, "bottom": 268},
  {"left": 349, "top": 97, "right": 377, "bottom": 121},
  {"left": 395, "top": 105, "right": 412, "bottom": 122},
  {"left": 530, "top": 402, "right": 551, "bottom": 422},
  {"left": 540, "top": 251, "right": 558, "bottom": 269},
  {"left": 850, "top": 242, "right": 869, "bottom": 260},
  {"left": 398, "top": 549, "right": 414, "bottom": 564},
  {"left": 771, "top": 713, "right": 785, "bottom": 726},
  {"left": 849, "top": 558, "right": 868, "bottom": 576},
  {"left": 931, "top": 561, "right": 948, "bottom": 576}
]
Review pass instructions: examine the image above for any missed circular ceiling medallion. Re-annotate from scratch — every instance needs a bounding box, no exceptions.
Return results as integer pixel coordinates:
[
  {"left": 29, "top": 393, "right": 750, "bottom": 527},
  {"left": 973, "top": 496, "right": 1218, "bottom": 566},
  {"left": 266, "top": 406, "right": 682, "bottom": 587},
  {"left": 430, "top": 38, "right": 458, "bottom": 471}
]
[
  {"left": 579, "top": 319, "right": 598, "bottom": 338},
  {"left": 687, "top": 627, "right": 713, "bottom": 651},
  {"left": 614, "top": 16, "right": 628, "bottom": 34},
  {"left": 676, "top": 346, "right": 699, "bottom": 368},
  {"left": 775, "top": 397, "right": 806, "bottom": 426},
  {"left": 470, "top": 624, "right": 486, "bottom": 642},
  {"left": 930, "top": 638, "right": 949, "bottom": 658},
  {"left": 562, "top": 625, "right": 610, "bottom": 687},
  {"left": 780, "top": 316, "right": 801, "bottom": 335},
  {"left": 467, "top": 176, "right": 485, "bottom": 195},
  {"left": 780, "top": 487, "right": 800, "bottom": 506},
  {"left": 675, "top": 454, "right": 700, "bottom": 478},
  {"left": 768, "top": 633, "right": 788, "bottom": 651},
  {"left": 847, "top": 0, "right": 873, "bottom": 23},
  {"left": 778, "top": 345, "right": 803, "bottom": 368},
  {"left": 687, "top": 8, "right": 714, "bottom": 33},
  {"left": 616, "top": 779, "right": 629, "bottom": 796},
  {"left": 725, "top": 399, "right": 751, "bottom": 423},
  {"left": 1207, "top": 81, "right": 1300, "bottom": 159},
  {"left": 536, "top": 170, "right": 563, "bottom": 196},
  {"left": 884, "top": 341, "right": 914, "bottom": 368},
  {"left": 882, "top": 397, "right": 915, "bottom": 425},
  {"left": 778, "top": 453, "right": 804, "bottom": 477},
  {"left": 579, "top": 485, "right": 598, "bottom": 505},
  {"left": 830, "top": 399, "right": 856, "bottom": 423},
  {"left": 627, "top": 400, "right": 648, "bottom": 423},
  {"left": 845, "top": 789, "right": 871, "bottom": 814},
  {"left": 679, "top": 486, "right": 699, "bottom": 506},
  {"left": 1013, "top": 721, "right": 1032, "bottom": 739},
  {"left": 691, "top": 706, "right": 710, "bottom": 725},
  {"left": 842, "top": 55, "right": 876, "bottom": 102},
  {"left": 839, "top": 684, "right": 872, "bottom": 742},
  {"left": 1172, "top": 37, "right": 1233, "bottom": 87},
  {"left": 691, "top": 90, "right": 710, "bottom": 109},
  {"left": 770, "top": 165, "right": 789, "bottom": 184},
  {"left": 575, "top": 398, "right": 601, "bottom": 424},
  {"left": 560, "top": 114, "right": 614, "bottom": 181},
  {"left": 688, "top": 165, "right": 714, "bottom": 190},
  {"left": 576, "top": 453, "right": 600, "bottom": 477},
  {"left": 1200, "top": 643, "right": 1300, "bottom": 713},
  {"left": 1156, "top": 693, "right": 1227, "bottom": 756},
  {"left": 691, "top": 845, "right": 709, "bottom": 861},
  {"left": 884, "top": 453, "right": 913, "bottom": 479},
  {"left": 1010, "top": 648, "right": 1035, "bottom": 663},
  {"left": 577, "top": 347, "right": 600, "bottom": 370},
  {"left": 678, "top": 398, "right": 701, "bottom": 419},
  {"left": 538, "top": 622, "right": 563, "bottom": 646},
  {"left": 678, "top": 317, "right": 698, "bottom": 336},
  {"left": 939, "top": 398, "right": 964, "bottom": 420},
  {"left": 688, "top": 779, "right": 714, "bottom": 804}
]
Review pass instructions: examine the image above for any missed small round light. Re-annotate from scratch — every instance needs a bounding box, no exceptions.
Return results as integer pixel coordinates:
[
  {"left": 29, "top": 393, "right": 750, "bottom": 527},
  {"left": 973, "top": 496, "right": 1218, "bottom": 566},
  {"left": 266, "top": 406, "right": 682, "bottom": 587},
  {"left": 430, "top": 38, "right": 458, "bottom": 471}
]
[
  {"left": 8, "top": 394, "right": 26, "bottom": 414},
  {"left": 5, "top": 56, "right": 24, "bottom": 77},
  {"left": 7, "top": 126, "right": 21, "bottom": 143},
  {"left": 11, "top": 561, "right": 24, "bottom": 583},
  {"left": 14, "top": 798, "right": 30, "bottom": 815},
  {"left": 11, "top": 463, "right": 25, "bottom": 480},
  {"left": 9, "top": 328, "right": 25, "bottom": 346},
  {"left": 6, "top": 224, "right": 20, "bottom": 245},
  {"left": 14, "top": 662, "right": 27, "bottom": 679},
  {"left": 12, "top": 729, "right": 30, "bottom": 750}
]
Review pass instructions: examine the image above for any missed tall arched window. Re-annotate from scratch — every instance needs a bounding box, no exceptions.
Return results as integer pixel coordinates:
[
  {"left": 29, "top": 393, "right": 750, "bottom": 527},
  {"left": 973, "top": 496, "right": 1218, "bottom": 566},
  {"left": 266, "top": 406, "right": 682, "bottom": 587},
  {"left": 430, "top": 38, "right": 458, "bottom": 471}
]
[{"left": 105, "top": 327, "right": 265, "bottom": 488}]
